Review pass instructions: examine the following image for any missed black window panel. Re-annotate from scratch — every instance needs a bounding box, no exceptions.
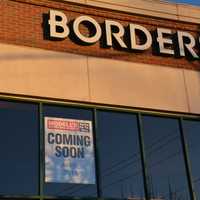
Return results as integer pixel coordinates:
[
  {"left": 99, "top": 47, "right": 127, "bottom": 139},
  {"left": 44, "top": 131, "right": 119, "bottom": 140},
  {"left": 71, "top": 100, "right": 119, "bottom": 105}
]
[
  {"left": 43, "top": 105, "right": 97, "bottom": 197},
  {"left": 0, "top": 198, "right": 39, "bottom": 200},
  {"left": 183, "top": 120, "right": 200, "bottom": 200},
  {"left": 143, "top": 116, "right": 190, "bottom": 200},
  {"left": 0, "top": 199, "right": 39, "bottom": 200},
  {"left": 97, "top": 111, "right": 144, "bottom": 199},
  {"left": 0, "top": 100, "right": 39, "bottom": 195}
]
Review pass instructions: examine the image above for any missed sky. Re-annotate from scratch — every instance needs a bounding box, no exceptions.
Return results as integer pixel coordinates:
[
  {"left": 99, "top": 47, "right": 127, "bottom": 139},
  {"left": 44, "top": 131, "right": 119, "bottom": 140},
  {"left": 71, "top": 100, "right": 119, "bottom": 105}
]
[{"left": 168, "top": 0, "right": 200, "bottom": 6}]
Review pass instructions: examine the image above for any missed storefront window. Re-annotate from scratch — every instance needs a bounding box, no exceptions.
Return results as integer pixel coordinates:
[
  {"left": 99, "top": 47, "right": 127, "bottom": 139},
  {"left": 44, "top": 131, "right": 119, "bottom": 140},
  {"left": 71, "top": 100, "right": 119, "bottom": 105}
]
[
  {"left": 97, "top": 111, "right": 144, "bottom": 199},
  {"left": 183, "top": 120, "right": 200, "bottom": 200},
  {"left": 143, "top": 116, "right": 190, "bottom": 200},
  {"left": 0, "top": 100, "right": 39, "bottom": 195},
  {"left": 0, "top": 98, "right": 199, "bottom": 200},
  {"left": 43, "top": 105, "right": 97, "bottom": 197}
]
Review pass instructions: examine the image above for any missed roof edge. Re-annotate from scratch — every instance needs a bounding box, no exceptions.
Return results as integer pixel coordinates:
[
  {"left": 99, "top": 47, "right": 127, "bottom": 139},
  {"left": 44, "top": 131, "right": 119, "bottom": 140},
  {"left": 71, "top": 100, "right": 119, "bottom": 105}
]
[{"left": 62, "top": 0, "right": 200, "bottom": 24}]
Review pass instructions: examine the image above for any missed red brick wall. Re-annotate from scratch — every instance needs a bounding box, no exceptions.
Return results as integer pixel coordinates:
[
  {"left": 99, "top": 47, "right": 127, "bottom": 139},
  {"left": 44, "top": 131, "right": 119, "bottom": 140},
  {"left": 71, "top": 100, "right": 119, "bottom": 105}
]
[{"left": 0, "top": 0, "right": 199, "bottom": 70}]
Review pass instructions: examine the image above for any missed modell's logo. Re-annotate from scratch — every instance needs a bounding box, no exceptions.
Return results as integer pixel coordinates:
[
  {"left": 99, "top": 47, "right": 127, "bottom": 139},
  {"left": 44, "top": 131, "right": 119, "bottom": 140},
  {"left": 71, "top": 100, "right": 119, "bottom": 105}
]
[{"left": 45, "top": 10, "right": 200, "bottom": 60}]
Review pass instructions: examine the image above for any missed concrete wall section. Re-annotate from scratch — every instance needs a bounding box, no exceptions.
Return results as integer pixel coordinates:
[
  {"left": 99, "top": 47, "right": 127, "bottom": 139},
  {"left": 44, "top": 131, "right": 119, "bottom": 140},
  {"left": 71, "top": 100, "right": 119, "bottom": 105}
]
[
  {"left": 88, "top": 57, "right": 189, "bottom": 113},
  {"left": 86, "top": 0, "right": 178, "bottom": 20},
  {"left": 0, "top": 43, "right": 89, "bottom": 101},
  {"left": 62, "top": 0, "right": 200, "bottom": 24},
  {"left": 183, "top": 69, "right": 200, "bottom": 114},
  {"left": 1, "top": 43, "right": 200, "bottom": 114},
  {"left": 177, "top": 4, "right": 200, "bottom": 23},
  {"left": 62, "top": 0, "right": 86, "bottom": 3}
]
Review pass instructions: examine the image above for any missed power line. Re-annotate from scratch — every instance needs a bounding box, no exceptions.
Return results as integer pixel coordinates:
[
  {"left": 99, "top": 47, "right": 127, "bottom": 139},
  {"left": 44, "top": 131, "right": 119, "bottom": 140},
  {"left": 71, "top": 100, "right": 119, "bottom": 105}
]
[
  {"left": 65, "top": 149, "right": 182, "bottom": 196},
  {"left": 102, "top": 134, "right": 179, "bottom": 178},
  {"left": 101, "top": 128, "right": 177, "bottom": 174},
  {"left": 54, "top": 129, "right": 183, "bottom": 196},
  {"left": 54, "top": 131, "right": 178, "bottom": 195}
]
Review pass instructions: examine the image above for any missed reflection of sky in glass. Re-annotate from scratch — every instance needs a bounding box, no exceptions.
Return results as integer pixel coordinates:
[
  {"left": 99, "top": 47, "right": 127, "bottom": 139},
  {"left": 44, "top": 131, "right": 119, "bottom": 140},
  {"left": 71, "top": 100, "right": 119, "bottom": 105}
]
[
  {"left": 1, "top": 100, "right": 199, "bottom": 199},
  {"left": 97, "top": 111, "right": 144, "bottom": 199},
  {"left": 183, "top": 120, "right": 200, "bottom": 200},
  {"left": 143, "top": 116, "right": 190, "bottom": 200},
  {"left": 43, "top": 105, "right": 97, "bottom": 197}
]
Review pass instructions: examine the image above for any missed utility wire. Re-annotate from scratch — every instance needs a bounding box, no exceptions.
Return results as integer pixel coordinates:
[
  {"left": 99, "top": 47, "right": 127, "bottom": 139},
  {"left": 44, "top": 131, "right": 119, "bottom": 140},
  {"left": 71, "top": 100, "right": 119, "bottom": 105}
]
[
  {"left": 54, "top": 129, "right": 186, "bottom": 196},
  {"left": 65, "top": 149, "right": 182, "bottom": 196},
  {"left": 101, "top": 128, "right": 177, "bottom": 174},
  {"left": 54, "top": 130, "right": 179, "bottom": 195}
]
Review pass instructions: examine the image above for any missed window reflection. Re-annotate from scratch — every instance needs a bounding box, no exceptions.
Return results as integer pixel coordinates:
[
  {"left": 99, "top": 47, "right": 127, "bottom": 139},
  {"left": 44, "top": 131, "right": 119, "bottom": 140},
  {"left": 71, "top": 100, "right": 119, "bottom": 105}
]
[
  {"left": 0, "top": 100, "right": 39, "bottom": 195},
  {"left": 183, "top": 120, "right": 200, "bottom": 200},
  {"left": 97, "top": 111, "right": 144, "bottom": 199},
  {"left": 0, "top": 99, "right": 199, "bottom": 200},
  {"left": 143, "top": 116, "right": 190, "bottom": 200}
]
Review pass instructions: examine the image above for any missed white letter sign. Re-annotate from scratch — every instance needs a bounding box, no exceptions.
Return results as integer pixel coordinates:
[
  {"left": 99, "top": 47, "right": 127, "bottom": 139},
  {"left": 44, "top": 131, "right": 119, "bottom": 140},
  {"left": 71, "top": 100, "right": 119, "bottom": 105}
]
[
  {"left": 48, "top": 10, "right": 69, "bottom": 39},
  {"left": 73, "top": 16, "right": 102, "bottom": 44}
]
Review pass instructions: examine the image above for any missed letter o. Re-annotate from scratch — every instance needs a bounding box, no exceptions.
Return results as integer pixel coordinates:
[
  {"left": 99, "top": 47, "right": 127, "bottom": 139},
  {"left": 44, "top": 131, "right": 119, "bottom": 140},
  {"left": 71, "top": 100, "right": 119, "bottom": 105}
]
[
  {"left": 62, "top": 147, "right": 69, "bottom": 157},
  {"left": 73, "top": 16, "right": 102, "bottom": 44},
  {"left": 55, "top": 134, "right": 62, "bottom": 144}
]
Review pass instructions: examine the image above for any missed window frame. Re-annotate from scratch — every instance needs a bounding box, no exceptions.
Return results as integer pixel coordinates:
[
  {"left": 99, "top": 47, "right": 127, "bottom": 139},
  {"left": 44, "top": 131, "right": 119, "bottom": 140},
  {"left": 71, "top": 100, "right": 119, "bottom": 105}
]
[{"left": 0, "top": 94, "right": 198, "bottom": 200}]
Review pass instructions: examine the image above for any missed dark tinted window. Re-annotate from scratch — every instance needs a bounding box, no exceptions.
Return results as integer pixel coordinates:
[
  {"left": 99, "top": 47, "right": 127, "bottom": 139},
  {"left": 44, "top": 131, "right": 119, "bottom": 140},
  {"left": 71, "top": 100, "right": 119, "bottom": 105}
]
[
  {"left": 183, "top": 120, "right": 200, "bottom": 200},
  {"left": 43, "top": 105, "right": 97, "bottom": 197},
  {"left": 97, "top": 111, "right": 144, "bottom": 199},
  {"left": 143, "top": 116, "right": 190, "bottom": 200},
  {"left": 0, "top": 100, "right": 39, "bottom": 195}
]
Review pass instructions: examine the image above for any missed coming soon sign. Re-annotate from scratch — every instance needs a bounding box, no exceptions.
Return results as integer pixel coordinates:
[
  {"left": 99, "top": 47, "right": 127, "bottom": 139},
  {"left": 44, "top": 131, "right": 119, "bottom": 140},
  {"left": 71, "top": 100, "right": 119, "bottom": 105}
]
[{"left": 45, "top": 117, "right": 96, "bottom": 184}]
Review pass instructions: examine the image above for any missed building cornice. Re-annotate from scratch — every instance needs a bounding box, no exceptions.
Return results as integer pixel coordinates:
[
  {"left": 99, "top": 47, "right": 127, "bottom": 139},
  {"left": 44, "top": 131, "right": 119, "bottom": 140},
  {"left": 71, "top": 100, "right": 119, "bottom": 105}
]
[{"left": 61, "top": 0, "right": 200, "bottom": 24}]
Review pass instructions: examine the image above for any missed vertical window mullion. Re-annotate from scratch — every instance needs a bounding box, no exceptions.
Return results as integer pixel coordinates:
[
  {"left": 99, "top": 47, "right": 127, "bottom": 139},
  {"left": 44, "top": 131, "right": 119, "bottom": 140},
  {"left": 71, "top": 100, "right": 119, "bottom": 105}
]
[
  {"left": 179, "top": 117, "right": 196, "bottom": 200},
  {"left": 93, "top": 108, "right": 103, "bottom": 197},
  {"left": 137, "top": 113, "right": 151, "bottom": 200},
  {"left": 39, "top": 102, "right": 44, "bottom": 200}
]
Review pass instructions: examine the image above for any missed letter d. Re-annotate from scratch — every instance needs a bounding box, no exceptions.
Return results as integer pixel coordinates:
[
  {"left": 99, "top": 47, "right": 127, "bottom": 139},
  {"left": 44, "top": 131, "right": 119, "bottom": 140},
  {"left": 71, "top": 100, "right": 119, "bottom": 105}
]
[
  {"left": 48, "top": 10, "right": 69, "bottom": 39},
  {"left": 129, "top": 24, "right": 152, "bottom": 51}
]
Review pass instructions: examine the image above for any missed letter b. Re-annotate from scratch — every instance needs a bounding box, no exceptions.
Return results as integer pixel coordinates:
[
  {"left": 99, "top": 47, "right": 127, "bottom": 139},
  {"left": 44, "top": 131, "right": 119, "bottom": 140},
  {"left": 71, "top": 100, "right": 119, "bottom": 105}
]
[{"left": 48, "top": 10, "right": 69, "bottom": 39}]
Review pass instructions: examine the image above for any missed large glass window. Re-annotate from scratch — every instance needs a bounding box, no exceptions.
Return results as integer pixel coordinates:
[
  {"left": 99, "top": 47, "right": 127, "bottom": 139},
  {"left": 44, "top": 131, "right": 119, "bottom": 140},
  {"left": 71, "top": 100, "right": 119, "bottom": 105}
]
[
  {"left": 43, "top": 105, "right": 97, "bottom": 197},
  {"left": 97, "top": 111, "right": 144, "bottom": 199},
  {"left": 0, "top": 97, "right": 199, "bottom": 200},
  {"left": 0, "top": 100, "right": 39, "bottom": 195},
  {"left": 143, "top": 116, "right": 190, "bottom": 200},
  {"left": 183, "top": 120, "right": 200, "bottom": 200}
]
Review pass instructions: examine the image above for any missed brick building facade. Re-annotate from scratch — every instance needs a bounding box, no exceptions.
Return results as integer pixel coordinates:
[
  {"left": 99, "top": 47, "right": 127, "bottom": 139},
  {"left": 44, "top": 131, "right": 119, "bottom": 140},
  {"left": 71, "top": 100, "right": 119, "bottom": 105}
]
[{"left": 0, "top": 1, "right": 200, "bottom": 200}]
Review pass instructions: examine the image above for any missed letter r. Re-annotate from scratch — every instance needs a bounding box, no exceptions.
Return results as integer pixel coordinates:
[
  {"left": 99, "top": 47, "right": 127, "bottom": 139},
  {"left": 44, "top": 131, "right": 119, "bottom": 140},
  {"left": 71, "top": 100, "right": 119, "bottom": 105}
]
[{"left": 48, "top": 10, "right": 69, "bottom": 39}]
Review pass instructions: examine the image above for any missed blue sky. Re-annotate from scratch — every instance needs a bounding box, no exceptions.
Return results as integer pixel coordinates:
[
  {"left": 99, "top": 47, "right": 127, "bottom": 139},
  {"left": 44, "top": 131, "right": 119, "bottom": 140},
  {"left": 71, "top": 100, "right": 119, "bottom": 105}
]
[{"left": 168, "top": 0, "right": 200, "bottom": 6}]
